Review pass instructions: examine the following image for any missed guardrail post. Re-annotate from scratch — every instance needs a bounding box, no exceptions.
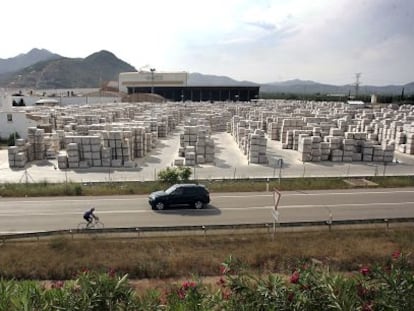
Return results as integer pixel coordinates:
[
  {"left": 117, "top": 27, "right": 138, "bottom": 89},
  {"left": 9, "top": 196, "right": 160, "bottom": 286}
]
[
  {"left": 384, "top": 218, "right": 389, "bottom": 230},
  {"left": 69, "top": 229, "right": 73, "bottom": 240},
  {"left": 327, "top": 212, "right": 333, "bottom": 231},
  {"left": 202, "top": 225, "right": 206, "bottom": 237},
  {"left": 136, "top": 227, "right": 140, "bottom": 238}
]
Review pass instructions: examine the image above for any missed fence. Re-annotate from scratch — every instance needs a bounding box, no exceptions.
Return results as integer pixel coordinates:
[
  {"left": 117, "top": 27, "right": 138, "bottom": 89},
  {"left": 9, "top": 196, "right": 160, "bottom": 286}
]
[{"left": 1, "top": 217, "right": 413, "bottom": 242}]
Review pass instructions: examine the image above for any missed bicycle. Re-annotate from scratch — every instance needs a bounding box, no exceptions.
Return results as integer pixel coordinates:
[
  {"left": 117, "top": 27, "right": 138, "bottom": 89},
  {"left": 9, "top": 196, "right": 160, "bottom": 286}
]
[{"left": 77, "top": 217, "right": 104, "bottom": 230}]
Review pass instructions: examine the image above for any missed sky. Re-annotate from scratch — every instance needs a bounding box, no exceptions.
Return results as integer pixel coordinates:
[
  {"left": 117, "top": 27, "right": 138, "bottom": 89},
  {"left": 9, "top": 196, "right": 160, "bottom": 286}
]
[{"left": 1, "top": 0, "right": 413, "bottom": 85}]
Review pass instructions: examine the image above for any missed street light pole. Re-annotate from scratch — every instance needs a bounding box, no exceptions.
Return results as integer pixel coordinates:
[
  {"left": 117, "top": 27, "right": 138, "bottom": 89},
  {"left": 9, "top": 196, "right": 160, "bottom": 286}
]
[{"left": 150, "top": 68, "right": 156, "bottom": 94}]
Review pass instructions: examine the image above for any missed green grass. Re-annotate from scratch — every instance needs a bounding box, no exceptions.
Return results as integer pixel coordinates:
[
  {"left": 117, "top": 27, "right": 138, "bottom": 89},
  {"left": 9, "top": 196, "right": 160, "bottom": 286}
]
[
  {"left": 0, "top": 229, "right": 412, "bottom": 280},
  {"left": 1, "top": 175, "right": 413, "bottom": 197}
]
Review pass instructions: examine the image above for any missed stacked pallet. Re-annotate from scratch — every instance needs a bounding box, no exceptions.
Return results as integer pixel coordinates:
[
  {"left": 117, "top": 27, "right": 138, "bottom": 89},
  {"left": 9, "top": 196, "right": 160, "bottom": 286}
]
[
  {"left": 8, "top": 139, "right": 27, "bottom": 168},
  {"left": 247, "top": 129, "right": 268, "bottom": 164},
  {"left": 184, "top": 145, "right": 196, "bottom": 166},
  {"left": 280, "top": 119, "right": 306, "bottom": 144},
  {"left": 27, "top": 127, "right": 46, "bottom": 160}
]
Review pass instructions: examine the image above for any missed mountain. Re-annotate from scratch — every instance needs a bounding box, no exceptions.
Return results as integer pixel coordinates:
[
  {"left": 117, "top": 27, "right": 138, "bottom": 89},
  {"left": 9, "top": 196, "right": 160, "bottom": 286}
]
[
  {"left": 0, "top": 50, "right": 136, "bottom": 89},
  {"left": 0, "top": 48, "right": 61, "bottom": 75},
  {"left": 261, "top": 79, "right": 414, "bottom": 95}
]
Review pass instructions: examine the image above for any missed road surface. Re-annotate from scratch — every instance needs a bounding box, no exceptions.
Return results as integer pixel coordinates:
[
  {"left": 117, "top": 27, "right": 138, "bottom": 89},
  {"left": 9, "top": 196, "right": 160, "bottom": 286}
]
[{"left": 0, "top": 188, "right": 413, "bottom": 233}]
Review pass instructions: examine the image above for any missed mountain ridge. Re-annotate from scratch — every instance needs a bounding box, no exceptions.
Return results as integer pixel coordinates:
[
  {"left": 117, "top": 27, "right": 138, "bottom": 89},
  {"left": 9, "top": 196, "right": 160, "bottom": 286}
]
[
  {"left": 0, "top": 50, "right": 136, "bottom": 89},
  {"left": 0, "top": 49, "right": 412, "bottom": 94}
]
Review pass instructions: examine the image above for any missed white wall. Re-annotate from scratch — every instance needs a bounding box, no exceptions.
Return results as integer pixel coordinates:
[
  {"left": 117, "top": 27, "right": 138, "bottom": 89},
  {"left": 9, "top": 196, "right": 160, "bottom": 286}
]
[
  {"left": 0, "top": 111, "right": 38, "bottom": 140},
  {"left": 119, "top": 71, "right": 188, "bottom": 93}
]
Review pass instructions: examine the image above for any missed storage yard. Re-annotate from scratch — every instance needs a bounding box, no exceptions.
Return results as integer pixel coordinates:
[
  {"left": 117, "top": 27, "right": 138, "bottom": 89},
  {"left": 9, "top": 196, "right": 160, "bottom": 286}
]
[{"left": 2, "top": 99, "right": 414, "bottom": 183}]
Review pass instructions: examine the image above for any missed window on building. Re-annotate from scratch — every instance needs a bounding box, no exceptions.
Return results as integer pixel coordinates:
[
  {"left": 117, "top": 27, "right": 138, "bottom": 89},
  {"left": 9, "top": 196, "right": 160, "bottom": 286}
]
[{"left": 7, "top": 114, "right": 13, "bottom": 122}]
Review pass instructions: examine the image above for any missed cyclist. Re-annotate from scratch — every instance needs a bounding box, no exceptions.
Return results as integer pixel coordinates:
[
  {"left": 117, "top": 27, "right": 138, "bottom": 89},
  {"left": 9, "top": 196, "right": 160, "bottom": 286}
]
[{"left": 83, "top": 207, "right": 98, "bottom": 228}]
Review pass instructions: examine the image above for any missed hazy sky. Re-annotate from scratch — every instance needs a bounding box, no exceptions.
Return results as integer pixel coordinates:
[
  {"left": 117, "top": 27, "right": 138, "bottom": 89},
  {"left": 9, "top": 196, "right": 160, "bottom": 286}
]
[{"left": 1, "top": 0, "right": 413, "bottom": 85}]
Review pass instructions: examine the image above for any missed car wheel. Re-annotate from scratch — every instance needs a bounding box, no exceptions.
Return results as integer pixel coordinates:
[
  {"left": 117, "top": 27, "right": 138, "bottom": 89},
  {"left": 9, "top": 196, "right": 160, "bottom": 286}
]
[
  {"left": 155, "top": 202, "right": 165, "bottom": 210},
  {"left": 194, "top": 200, "right": 204, "bottom": 209}
]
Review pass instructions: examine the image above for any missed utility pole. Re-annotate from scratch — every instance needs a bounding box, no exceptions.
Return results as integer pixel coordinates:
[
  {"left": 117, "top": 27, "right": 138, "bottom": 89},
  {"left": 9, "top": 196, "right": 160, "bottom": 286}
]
[{"left": 150, "top": 68, "right": 156, "bottom": 94}]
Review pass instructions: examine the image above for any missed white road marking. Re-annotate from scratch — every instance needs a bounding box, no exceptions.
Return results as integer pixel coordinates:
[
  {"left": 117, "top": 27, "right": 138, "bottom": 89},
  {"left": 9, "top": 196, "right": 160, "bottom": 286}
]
[
  {"left": 0, "top": 201, "right": 413, "bottom": 217},
  {"left": 0, "top": 189, "right": 413, "bottom": 204}
]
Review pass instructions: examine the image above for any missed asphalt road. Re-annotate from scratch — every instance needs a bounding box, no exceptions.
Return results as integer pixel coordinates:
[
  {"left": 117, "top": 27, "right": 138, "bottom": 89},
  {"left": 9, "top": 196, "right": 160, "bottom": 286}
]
[{"left": 0, "top": 188, "right": 413, "bottom": 234}]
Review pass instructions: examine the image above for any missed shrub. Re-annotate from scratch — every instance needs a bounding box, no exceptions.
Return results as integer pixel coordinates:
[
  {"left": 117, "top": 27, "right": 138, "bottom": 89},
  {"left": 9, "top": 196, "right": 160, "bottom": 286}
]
[{"left": 158, "top": 166, "right": 192, "bottom": 184}]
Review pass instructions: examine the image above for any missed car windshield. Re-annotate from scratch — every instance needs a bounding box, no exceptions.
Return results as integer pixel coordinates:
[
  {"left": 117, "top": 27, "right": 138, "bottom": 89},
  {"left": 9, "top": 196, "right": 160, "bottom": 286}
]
[{"left": 165, "top": 185, "right": 178, "bottom": 194}]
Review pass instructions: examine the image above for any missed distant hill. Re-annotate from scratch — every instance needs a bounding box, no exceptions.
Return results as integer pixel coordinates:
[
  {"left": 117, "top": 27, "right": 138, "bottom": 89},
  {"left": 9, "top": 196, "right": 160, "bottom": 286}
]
[
  {"left": 0, "top": 48, "right": 61, "bottom": 75},
  {"left": 260, "top": 79, "right": 414, "bottom": 95},
  {"left": 189, "top": 74, "right": 413, "bottom": 95},
  {"left": 0, "top": 50, "right": 136, "bottom": 89},
  {"left": 0, "top": 48, "right": 412, "bottom": 94}
]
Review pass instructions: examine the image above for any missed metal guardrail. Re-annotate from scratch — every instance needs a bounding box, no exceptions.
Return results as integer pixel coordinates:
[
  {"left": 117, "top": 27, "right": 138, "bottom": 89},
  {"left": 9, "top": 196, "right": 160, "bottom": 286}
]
[{"left": 1, "top": 217, "right": 414, "bottom": 241}]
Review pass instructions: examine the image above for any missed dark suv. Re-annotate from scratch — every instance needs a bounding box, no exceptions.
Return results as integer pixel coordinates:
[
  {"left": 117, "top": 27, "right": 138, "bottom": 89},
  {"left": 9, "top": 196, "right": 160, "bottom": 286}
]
[{"left": 149, "top": 184, "right": 210, "bottom": 210}]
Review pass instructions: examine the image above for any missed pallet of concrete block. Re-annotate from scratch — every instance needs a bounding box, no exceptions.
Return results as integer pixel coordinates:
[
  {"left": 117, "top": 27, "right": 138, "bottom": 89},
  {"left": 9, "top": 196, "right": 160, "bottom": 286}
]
[
  {"left": 184, "top": 146, "right": 196, "bottom": 166},
  {"left": 174, "top": 158, "right": 184, "bottom": 166},
  {"left": 57, "top": 151, "right": 68, "bottom": 169},
  {"left": 8, "top": 146, "right": 26, "bottom": 168},
  {"left": 66, "top": 142, "right": 80, "bottom": 168},
  {"left": 205, "top": 138, "right": 215, "bottom": 163}
]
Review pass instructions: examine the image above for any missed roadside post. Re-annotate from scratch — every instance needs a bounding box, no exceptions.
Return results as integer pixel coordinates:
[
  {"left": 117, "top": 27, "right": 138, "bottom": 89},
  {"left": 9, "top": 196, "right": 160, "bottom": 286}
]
[
  {"left": 271, "top": 209, "right": 279, "bottom": 239},
  {"left": 327, "top": 211, "right": 333, "bottom": 231},
  {"left": 272, "top": 188, "right": 282, "bottom": 239},
  {"left": 278, "top": 158, "right": 283, "bottom": 186}
]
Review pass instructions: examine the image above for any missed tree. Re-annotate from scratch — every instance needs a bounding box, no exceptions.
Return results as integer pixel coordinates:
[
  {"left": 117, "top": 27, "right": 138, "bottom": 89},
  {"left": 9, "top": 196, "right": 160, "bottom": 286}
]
[{"left": 158, "top": 166, "right": 192, "bottom": 184}]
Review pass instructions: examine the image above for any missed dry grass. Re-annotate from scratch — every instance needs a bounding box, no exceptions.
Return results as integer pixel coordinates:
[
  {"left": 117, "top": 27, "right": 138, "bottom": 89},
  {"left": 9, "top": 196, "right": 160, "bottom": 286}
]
[{"left": 0, "top": 228, "right": 412, "bottom": 281}]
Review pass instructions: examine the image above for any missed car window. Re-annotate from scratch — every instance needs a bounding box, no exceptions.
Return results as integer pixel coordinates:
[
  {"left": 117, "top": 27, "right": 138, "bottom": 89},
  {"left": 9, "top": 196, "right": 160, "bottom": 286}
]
[
  {"left": 165, "top": 185, "right": 177, "bottom": 194},
  {"left": 172, "top": 188, "right": 183, "bottom": 195},
  {"left": 183, "top": 187, "right": 195, "bottom": 195}
]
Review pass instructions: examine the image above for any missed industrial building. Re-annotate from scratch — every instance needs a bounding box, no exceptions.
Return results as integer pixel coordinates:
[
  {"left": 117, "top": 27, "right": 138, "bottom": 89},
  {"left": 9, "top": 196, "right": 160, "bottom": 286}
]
[{"left": 119, "top": 71, "right": 260, "bottom": 102}]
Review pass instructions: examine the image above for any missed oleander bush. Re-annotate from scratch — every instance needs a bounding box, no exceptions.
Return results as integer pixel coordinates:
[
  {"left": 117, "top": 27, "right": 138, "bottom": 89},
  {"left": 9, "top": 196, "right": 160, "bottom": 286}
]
[{"left": 0, "top": 251, "right": 412, "bottom": 310}]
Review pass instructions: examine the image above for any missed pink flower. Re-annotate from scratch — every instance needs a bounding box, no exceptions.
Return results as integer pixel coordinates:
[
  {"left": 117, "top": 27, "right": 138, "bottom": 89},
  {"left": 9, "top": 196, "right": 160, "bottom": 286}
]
[
  {"left": 221, "top": 289, "right": 232, "bottom": 300},
  {"left": 177, "top": 289, "right": 186, "bottom": 300},
  {"left": 220, "top": 264, "right": 228, "bottom": 275},
  {"left": 108, "top": 268, "right": 116, "bottom": 278},
  {"left": 392, "top": 250, "right": 401, "bottom": 260},
  {"left": 360, "top": 266, "right": 370, "bottom": 276},
  {"left": 290, "top": 271, "right": 300, "bottom": 284},
  {"left": 181, "top": 281, "right": 197, "bottom": 290},
  {"left": 216, "top": 276, "right": 226, "bottom": 287},
  {"left": 362, "top": 301, "right": 374, "bottom": 311}
]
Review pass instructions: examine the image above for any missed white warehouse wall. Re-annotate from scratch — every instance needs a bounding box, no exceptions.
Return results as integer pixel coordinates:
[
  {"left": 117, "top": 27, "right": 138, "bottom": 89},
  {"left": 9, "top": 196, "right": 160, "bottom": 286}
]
[{"left": 119, "top": 71, "right": 188, "bottom": 93}]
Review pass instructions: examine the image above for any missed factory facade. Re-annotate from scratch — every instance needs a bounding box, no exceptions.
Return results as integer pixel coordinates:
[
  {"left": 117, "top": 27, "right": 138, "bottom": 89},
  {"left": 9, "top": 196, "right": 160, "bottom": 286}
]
[{"left": 119, "top": 71, "right": 260, "bottom": 102}]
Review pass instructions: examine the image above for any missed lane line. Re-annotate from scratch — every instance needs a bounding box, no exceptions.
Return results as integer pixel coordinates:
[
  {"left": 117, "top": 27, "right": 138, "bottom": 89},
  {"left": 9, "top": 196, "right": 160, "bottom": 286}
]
[
  {"left": 1, "top": 201, "right": 413, "bottom": 217},
  {"left": 1, "top": 189, "right": 413, "bottom": 204}
]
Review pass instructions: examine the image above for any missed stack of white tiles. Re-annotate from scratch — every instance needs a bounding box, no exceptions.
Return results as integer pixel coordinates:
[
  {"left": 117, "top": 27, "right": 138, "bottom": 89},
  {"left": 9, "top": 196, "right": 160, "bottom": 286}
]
[
  {"left": 184, "top": 145, "right": 196, "bottom": 166},
  {"left": 133, "top": 127, "right": 146, "bottom": 158},
  {"left": 30, "top": 128, "right": 46, "bottom": 160},
  {"left": 293, "top": 129, "right": 313, "bottom": 150},
  {"left": 44, "top": 133, "right": 60, "bottom": 159},
  {"left": 248, "top": 129, "right": 267, "bottom": 164},
  {"left": 325, "top": 129, "right": 343, "bottom": 162},
  {"left": 157, "top": 116, "right": 168, "bottom": 137},
  {"left": 406, "top": 128, "right": 414, "bottom": 155},
  {"left": 298, "top": 135, "right": 312, "bottom": 162},
  {"left": 267, "top": 122, "right": 279, "bottom": 140},
  {"left": 8, "top": 139, "right": 27, "bottom": 168},
  {"left": 66, "top": 140, "right": 80, "bottom": 168}
]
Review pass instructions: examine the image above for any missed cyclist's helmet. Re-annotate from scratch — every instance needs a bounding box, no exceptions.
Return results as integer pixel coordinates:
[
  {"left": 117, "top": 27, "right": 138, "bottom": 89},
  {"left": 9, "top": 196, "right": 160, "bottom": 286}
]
[{"left": 91, "top": 207, "right": 95, "bottom": 212}]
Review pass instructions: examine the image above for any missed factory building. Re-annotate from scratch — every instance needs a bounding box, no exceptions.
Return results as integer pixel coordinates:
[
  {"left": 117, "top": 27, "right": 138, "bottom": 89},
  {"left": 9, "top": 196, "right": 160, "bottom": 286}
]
[{"left": 119, "top": 71, "right": 259, "bottom": 102}]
